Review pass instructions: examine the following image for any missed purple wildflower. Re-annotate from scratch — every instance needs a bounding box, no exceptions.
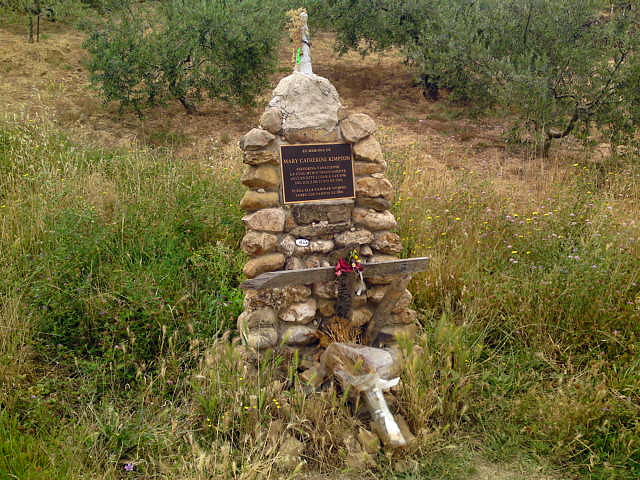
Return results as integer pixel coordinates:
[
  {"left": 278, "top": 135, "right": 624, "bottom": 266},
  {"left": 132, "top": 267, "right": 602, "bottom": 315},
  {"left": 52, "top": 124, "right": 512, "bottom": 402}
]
[{"left": 124, "top": 463, "right": 134, "bottom": 472}]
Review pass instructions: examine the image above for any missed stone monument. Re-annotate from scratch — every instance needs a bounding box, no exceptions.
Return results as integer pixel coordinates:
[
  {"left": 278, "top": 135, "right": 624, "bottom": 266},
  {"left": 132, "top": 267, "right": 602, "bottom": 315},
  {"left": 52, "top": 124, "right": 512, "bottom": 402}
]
[{"left": 237, "top": 11, "right": 423, "bottom": 361}]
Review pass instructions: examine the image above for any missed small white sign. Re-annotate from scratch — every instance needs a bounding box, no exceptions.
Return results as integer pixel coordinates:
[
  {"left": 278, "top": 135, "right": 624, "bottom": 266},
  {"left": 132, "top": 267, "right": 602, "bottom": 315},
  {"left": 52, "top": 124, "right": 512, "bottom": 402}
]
[{"left": 295, "top": 238, "right": 310, "bottom": 247}]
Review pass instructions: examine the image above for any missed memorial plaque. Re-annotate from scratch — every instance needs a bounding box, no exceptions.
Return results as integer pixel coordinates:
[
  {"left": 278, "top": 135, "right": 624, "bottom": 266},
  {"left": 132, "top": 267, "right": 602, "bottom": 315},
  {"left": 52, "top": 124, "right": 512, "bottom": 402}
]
[{"left": 280, "top": 143, "right": 355, "bottom": 204}]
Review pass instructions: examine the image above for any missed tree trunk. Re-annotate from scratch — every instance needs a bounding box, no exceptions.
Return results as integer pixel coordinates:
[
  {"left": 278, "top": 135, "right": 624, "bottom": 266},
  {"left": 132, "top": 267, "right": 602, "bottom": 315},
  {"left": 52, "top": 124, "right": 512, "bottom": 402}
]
[
  {"left": 28, "top": 15, "right": 34, "bottom": 43},
  {"left": 178, "top": 96, "right": 198, "bottom": 115}
]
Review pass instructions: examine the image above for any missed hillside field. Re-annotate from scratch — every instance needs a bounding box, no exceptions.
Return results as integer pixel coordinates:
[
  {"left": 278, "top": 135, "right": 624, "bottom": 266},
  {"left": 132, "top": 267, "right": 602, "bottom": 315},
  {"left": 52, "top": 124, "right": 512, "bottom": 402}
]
[{"left": 1, "top": 17, "right": 639, "bottom": 480}]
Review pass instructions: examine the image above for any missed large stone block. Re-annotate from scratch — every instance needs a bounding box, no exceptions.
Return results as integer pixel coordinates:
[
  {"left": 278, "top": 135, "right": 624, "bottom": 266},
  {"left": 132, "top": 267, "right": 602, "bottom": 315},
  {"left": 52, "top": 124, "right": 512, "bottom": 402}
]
[
  {"left": 290, "top": 222, "right": 351, "bottom": 238},
  {"left": 341, "top": 113, "right": 377, "bottom": 142},
  {"left": 246, "top": 327, "right": 278, "bottom": 349},
  {"left": 238, "top": 308, "right": 277, "bottom": 330},
  {"left": 356, "top": 176, "right": 394, "bottom": 199},
  {"left": 243, "top": 253, "right": 285, "bottom": 278},
  {"left": 354, "top": 160, "right": 386, "bottom": 175},
  {"left": 285, "top": 127, "right": 342, "bottom": 144},
  {"left": 389, "top": 309, "right": 418, "bottom": 325},
  {"left": 314, "top": 281, "right": 337, "bottom": 299},
  {"left": 356, "top": 197, "right": 392, "bottom": 212},
  {"left": 241, "top": 165, "right": 280, "bottom": 191},
  {"left": 269, "top": 72, "right": 342, "bottom": 142},
  {"left": 293, "top": 204, "right": 351, "bottom": 224},
  {"left": 240, "top": 128, "right": 275, "bottom": 151},
  {"left": 335, "top": 229, "right": 374, "bottom": 247},
  {"left": 352, "top": 208, "right": 398, "bottom": 231},
  {"left": 243, "top": 150, "right": 279, "bottom": 166},
  {"left": 280, "top": 298, "right": 317, "bottom": 324},
  {"left": 281, "top": 325, "right": 319, "bottom": 346},
  {"left": 379, "top": 325, "right": 419, "bottom": 343},
  {"left": 240, "top": 191, "right": 280, "bottom": 211},
  {"left": 372, "top": 231, "right": 403, "bottom": 255},
  {"left": 243, "top": 208, "right": 286, "bottom": 232},
  {"left": 350, "top": 307, "right": 373, "bottom": 328},
  {"left": 259, "top": 108, "right": 282, "bottom": 134},
  {"left": 353, "top": 136, "right": 383, "bottom": 163},
  {"left": 241, "top": 231, "right": 279, "bottom": 256}
]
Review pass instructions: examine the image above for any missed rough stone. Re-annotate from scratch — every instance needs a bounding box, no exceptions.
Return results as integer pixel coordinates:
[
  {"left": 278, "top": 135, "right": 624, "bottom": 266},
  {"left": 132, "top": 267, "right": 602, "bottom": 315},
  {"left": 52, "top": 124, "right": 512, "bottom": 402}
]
[
  {"left": 281, "top": 325, "right": 319, "bottom": 346},
  {"left": 240, "top": 128, "right": 275, "bottom": 151},
  {"left": 353, "top": 208, "right": 398, "bottom": 231},
  {"left": 286, "top": 257, "right": 305, "bottom": 270},
  {"left": 246, "top": 327, "right": 278, "bottom": 349},
  {"left": 243, "top": 208, "right": 286, "bottom": 232},
  {"left": 372, "top": 231, "right": 403, "bottom": 255},
  {"left": 367, "top": 285, "right": 388, "bottom": 304},
  {"left": 293, "top": 204, "right": 350, "bottom": 224},
  {"left": 379, "top": 324, "right": 419, "bottom": 343},
  {"left": 353, "top": 136, "right": 383, "bottom": 163},
  {"left": 360, "top": 245, "right": 373, "bottom": 256},
  {"left": 356, "top": 176, "right": 394, "bottom": 199},
  {"left": 317, "top": 298, "right": 336, "bottom": 317},
  {"left": 280, "top": 298, "right": 317, "bottom": 324},
  {"left": 314, "top": 281, "right": 336, "bottom": 299},
  {"left": 243, "top": 253, "right": 285, "bottom": 278},
  {"left": 240, "top": 191, "right": 280, "bottom": 211},
  {"left": 284, "top": 211, "right": 297, "bottom": 232},
  {"left": 290, "top": 222, "right": 351, "bottom": 238},
  {"left": 391, "top": 289, "right": 413, "bottom": 313},
  {"left": 351, "top": 307, "right": 373, "bottom": 328},
  {"left": 285, "top": 127, "right": 342, "bottom": 143},
  {"left": 305, "top": 256, "right": 324, "bottom": 269},
  {"left": 341, "top": 113, "right": 377, "bottom": 142},
  {"left": 237, "top": 308, "right": 277, "bottom": 330},
  {"left": 366, "top": 275, "right": 395, "bottom": 285},
  {"left": 243, "top": 150, "right": 279, "bottom": 166},
  {"left": 279, "top": 285, "right": 312, "bottom": 304},
  {"left": 390, "top": 309, "right": 418, "bottom": 325},
  {"left": 335, "top": 229, "right": 374, "bottom": 247},
  {"left": 369, "top": 254, "right": 400, "bottom": 264},
  {"left": 241, "top": 165, "right": 280, "bottom": 191},
  {"left": 269, "top": 72, "right": 342, "bottom": 143},
  {"left": 354, "top": 160, "right": 386, "bottom": 175},
  {"left": 356, "top": 197, "right": 392, "bottom": 212},
  {"left": 300, "top": 364, "right": 326, "bottom": 388},
  {"left": 295, "top": 239, "right": 334, "bottom": 255},
  {"left": 259, "top": 108, "right": 282, "bottom": 134},
  {"left": 241, "top": 231, "right": 279, "bottom": 256},
  {"left": 279, "top": 235, "right": 296, "bottom": 256}
]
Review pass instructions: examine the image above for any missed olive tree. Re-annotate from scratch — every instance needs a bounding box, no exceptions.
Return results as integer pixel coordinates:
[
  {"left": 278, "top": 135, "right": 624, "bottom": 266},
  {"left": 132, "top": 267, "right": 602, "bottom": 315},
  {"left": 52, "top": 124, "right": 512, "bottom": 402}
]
[
  {"left": 312, "top": 0, "right": 640, "bottom": 154},
  {"left": 84, "top": 0, "right": 285, "bottom": 115}
]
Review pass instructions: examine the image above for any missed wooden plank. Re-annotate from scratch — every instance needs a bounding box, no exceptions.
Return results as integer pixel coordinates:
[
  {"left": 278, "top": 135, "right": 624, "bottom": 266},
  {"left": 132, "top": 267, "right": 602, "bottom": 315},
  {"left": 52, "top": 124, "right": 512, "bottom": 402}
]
[
  {"left": 240, "top": 257, "right": 429, "bottom": 290},
  {"left": 364, "top": 275, "right": 411, "bottom": 345}
]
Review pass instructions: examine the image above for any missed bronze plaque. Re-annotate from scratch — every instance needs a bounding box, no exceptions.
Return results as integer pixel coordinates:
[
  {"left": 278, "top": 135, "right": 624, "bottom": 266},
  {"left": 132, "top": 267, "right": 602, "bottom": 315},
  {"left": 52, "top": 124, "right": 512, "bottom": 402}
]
[{"left": 280, "top": 143, "right": 355, "bottom": 204}]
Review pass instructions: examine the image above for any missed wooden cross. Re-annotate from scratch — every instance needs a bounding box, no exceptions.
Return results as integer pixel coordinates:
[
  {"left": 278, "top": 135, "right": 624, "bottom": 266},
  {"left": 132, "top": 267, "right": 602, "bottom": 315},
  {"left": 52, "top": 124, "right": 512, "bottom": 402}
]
[{"left": 240, "top": 257, "right": 429, "bottom": 345}]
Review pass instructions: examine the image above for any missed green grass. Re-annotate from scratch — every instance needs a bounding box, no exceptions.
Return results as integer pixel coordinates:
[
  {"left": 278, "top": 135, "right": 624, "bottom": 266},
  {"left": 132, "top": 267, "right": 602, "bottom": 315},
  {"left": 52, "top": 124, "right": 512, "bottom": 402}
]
[{"left": 1, "top": 117, "right": 639, "bottom": 479}]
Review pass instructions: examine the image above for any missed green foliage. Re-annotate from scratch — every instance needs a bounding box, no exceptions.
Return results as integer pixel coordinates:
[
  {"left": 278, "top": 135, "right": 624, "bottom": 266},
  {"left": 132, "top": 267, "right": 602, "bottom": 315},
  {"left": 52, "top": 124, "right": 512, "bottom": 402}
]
[
  {"left": 84, "top": 0, "right": 286, "bottom": 114},
  {"left": 315, "top": 0, "right": 640, "bottom": 153},
  {"left": 0, "top": 119, "right": 245, "bottom": 389},
  {"left": 0, "top": 0, "right": 89, "bottom": 41},
  {"left": 390, "top": 137, "right": 640, "bottom": 478}
]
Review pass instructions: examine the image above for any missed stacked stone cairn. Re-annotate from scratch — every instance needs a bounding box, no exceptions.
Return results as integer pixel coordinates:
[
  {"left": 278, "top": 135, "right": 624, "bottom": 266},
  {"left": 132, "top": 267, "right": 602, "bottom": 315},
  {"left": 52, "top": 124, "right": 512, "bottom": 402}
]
[{"left": 237, "top": 70, "right": 419, "bottom": 360}]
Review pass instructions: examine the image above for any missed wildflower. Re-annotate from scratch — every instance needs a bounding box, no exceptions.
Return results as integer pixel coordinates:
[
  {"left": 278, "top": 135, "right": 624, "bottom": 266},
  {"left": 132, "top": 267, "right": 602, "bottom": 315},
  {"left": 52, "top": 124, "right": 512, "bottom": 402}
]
[{"left": 124, "top": 463, "right": 135, "bottom": 472}]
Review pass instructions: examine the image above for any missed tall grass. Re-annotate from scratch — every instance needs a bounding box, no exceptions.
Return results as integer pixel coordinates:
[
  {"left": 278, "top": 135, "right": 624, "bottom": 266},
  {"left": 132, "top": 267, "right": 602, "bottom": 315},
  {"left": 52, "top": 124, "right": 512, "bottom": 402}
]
[
  {"left": 1, "top": 116, "right": 639, "bottom": 479},
  {"left": 388, "top": 130, "right": 640, "bottom": 479}
]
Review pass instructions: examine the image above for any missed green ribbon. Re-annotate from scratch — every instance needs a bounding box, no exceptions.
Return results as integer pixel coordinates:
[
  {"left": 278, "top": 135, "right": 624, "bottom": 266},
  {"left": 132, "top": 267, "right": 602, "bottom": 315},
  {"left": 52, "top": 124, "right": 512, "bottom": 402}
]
[{"left": 296, "top": 47, "right": 303, "bottom": 65}]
